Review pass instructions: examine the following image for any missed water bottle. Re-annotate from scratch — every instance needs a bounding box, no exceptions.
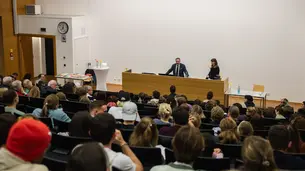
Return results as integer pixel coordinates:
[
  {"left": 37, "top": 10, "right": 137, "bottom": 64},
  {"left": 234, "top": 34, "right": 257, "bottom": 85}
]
[{"left": 237, "top": 85, "right": 241, "bottom": 94}]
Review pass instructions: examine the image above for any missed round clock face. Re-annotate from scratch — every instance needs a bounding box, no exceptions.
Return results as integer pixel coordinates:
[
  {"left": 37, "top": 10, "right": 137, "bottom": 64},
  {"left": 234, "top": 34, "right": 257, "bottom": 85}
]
[{"left": 57, "top": 22, "right": 69, "bottom": 34}]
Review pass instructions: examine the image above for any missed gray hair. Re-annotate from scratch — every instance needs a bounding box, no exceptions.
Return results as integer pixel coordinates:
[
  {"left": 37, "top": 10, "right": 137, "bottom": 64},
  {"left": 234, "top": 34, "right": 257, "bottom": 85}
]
[
  {"left": 84, "top": 85, "right": 92, "bottom": 92},
  {"left": 23, "top": 79, "right": 32, "bottom": 88},
  {"left": 48, "top": 80, "right": 57, "bottom": 87},
  {"left": 2, "top": 77, "right": 13, "bottom": 86},
  {"left": 12, "top": 80, "right": 22, "bottom": 91}
]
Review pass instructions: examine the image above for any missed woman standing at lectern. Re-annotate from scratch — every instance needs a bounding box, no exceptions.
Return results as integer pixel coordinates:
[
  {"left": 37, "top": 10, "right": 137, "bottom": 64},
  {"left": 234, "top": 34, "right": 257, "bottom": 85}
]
[{"left": 206, "top": 58, "right": 220, "bottom": 80}]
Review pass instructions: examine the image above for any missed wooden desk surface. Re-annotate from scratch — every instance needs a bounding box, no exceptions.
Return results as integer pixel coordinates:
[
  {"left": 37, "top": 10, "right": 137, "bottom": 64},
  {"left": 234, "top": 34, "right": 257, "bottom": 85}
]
[{"left": 122, "top": 72, "right": 228, "bottom": 103}]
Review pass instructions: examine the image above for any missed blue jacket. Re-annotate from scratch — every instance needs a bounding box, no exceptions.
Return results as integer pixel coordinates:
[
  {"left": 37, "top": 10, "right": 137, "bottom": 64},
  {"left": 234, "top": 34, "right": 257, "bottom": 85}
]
[{"left": 32, "top": 108, "right": 71, "bottom": 127}]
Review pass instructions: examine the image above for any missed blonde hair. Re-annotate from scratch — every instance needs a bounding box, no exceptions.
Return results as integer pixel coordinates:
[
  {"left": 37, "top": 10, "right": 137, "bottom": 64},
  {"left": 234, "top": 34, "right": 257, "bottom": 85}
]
[
  {"left": 56, "top": 92, "right": 67, "bottom": 101},
  {"left": 238, "top": 121, "right": 254, "bottom": 137},
  {"left": 219, "top": 118, "right": 239, "bottom": 144},
  {"left": 242, "top": 136, "right": 277, "bottom": 171},
  {"left": 41, "top": 94, "right": 59, "bottom": 117},
  {"left": 129, "top": 117, "right": 158, "bottom": 147},
  {"left": 189, "top": 113, "right": 201, "bottom": 128},
  {"left": 158, "top": 103, "right": 172, "bottom": 119},
  {"left": 211, "top": 106, "right": 224, "bottom": 122},
  {"left": 28, "top": 86, "right": 40, "bottom": 98},
  {"left": 247, "top": 107, "right": 257, "bottom": 116},
  {"left": 23, "top": 79, "right": 33, "bottom": 89},
  {"left": 191, "top": 105, "right": 205, "bottom": 119}
]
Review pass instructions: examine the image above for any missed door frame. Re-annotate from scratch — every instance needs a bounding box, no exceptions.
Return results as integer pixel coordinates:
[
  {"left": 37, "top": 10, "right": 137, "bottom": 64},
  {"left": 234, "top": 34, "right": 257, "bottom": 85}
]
[{"left": 18, "top": 33, "right": 57, "bottom": 76}]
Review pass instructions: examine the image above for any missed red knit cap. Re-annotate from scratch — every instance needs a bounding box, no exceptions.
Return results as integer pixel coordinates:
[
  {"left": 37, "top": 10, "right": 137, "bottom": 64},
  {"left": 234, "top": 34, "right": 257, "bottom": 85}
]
[{"left": 6, "top": 118, "right": 51, "bottom": 161}]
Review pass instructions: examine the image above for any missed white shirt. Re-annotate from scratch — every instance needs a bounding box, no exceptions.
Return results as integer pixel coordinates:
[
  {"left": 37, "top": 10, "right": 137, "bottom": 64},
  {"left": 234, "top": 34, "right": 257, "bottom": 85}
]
[
  {"left": 104, "top": 147, "right": 136, "bottom": 171},
  {"left": 108, "top": 107, "right": 141, "bottom": 122}
]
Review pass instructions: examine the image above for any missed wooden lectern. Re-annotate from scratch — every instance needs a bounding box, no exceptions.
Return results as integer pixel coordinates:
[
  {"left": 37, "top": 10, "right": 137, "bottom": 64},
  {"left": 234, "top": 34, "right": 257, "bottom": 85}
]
[{"left": 122, "top": 72, "right": 229, "bottom": 104}]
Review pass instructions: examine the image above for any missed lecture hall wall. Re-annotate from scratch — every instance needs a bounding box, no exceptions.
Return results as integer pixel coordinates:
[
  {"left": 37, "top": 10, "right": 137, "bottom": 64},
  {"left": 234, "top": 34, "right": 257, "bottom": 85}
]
[{"left": 36, "top": 0, "right": 305, "bottom": 102}]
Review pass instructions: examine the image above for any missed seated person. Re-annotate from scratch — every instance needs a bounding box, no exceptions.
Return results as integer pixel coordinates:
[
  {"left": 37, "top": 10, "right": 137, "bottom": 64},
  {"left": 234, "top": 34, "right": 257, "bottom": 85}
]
[
  {"left": 62, "top": 82, "right": 76, "bottom": 95},
  {"left": 219, "top": 118, "right": 239, "bottom": 144},
  {"left": 32, "top": 94, "right": 71, "bottom": 123},
  {"left": 28, "top": 86, "right": 40, "bottom": 98},
  {"left": 159, "top": 107, "right": 189, "bottom": 137},
  {"left": 108, "top": 91, "right": 140, "bottom": 122},
  {"left": 210, "top": 106, "right": 224, "bottom": 125},
  {"left": 121, "top": 102, "right": 140, "bottom": 129},
  {"left": 69, "top": 101, "right": 106, "bottom": 137},
  {"left": 22, "top": 79, "right": 33, "bottom": 94},
  {"left": 76, "top": 87, "right": 91, "bottom": 104},
  {"left": 0, "top": 119, "right": 51, "bottom": 171},
  {"left": 243, "top": 95, "right": 255, "bottom": 108},
  {"left": 56, "top": 92, "right": 68, "bottom": 101},
  {"left": 151, "top": 125, "right": 204, "bottom": 171},
  {"left": 12, "top": 80, "right": 26, "bottom": 96},
  {"left": 168, "top": 85, "right": 177, "bottom": 100},
  {"left": 263, "top": 107, "right": 276, "bottom": 118},
  {"left": 90, "top": 113, "right": 143, "bottom": 171},
  {"left": 41, "top": 80, "right": 58, "bottom": 97},
  {"left": 228, "top": 105, "right": 240, "bottom": 124},
  {"left": 203, "top": 91, "right": 213, "bottom": 103},
  {"left": 3, "top": 89, "right": 25, "bottom": 116},
  {"left": 154, "top": 103, "right": 173, "bottom": 125},
  {"left": 237, "top": 121, "right": 253, "bottom": 142},
  {"left": 268, "top": 125, "right": 305, "bottom": 170},
  {"left": 35, "top": 74, "right": 46, "bottom": 85},
  {"left": 66, "top": 142, "right": 109, "bottom": 171},
  {"left": 0, "top": 77, "right": 12, "bottom": 98},
  {"left": 148, "top": 90, "right": 160, "bottom": 106},
  {"left": 84, "top": 85, "right": 94, "bottom": 101},
  {"left": 0, "top": 114, "right": 17, "bottom": 146},
  {"left": 241, "top": 136, "right": 277, "bottom": 171},
  {"left": 275, "top": 106, "right": 286, "bottom": 119},
  {"left": 190, "top": 104, "right": 205, "bottom": 119}
]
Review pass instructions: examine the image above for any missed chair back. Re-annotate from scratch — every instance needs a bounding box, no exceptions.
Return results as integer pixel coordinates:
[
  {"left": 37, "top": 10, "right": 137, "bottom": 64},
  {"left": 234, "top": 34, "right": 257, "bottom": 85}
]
[
  {"left": 200, "top": 123, "right": 218, "bottom": 129},
  {"left": 200, "top": 129, "right": 214, "bottom": 135},
  {"left": 253, "top": 84, "right": 265, "bottom": 92},
  {"left": 194, "top": 157, "right": 231, "bottom": 171},
  {"left": 0, "top": 105, "right": 4, "bottom": 113},
  {"left": 18, "top": 96, "right": 30, "bottom": 106},
  {"left": 42, "top": 155, "right": 67, "bottom": 171},
  {"left": 53, "top": 119, "right": 69, "bottom": 132},
  {"left": 158, "top": 135, "right": 173, "bottom": 149},
  {"left": 65, "top": 93, "right": 79, "bottom": 101},
  {"left": 262, "top": 118, "right": 287, "bottom": 126},
  {"left": 50, "top": 133, "right": 92, "bottom": 154},
  {"left": 60, "top": 100, "right": 89, "bottom": 113},
  {"left": 254, "top": 130, "right": 269, "bottom": 138},
  {"left": 39, "top": 117, "right": 52, "bottom": 128},
  {"left": 25, "top": 105, "right": 36, "bottom": 113},
  {"left": 216, "top": 143, "right": 242, "bottom": 159},
  {"left": 130, "top": 146, "right": 164, "bottom": 168},
  {"left": 165, "top": 148, "right": 175, "bottom": 164},
  {"left": 121, "top": 129, "right": 134, "bottom": 142},
  {"left": 29, "top": 97, "right": 45, "bottom": 108},
  {"left": 299, "top": 129, "right": 305, "bottom": 142}
]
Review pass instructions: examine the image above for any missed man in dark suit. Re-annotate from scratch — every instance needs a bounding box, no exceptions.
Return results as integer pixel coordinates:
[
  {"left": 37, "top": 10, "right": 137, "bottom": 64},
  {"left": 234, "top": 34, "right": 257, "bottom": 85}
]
[{"left": 165, "top": 58, "right": 189, "bottom": 77}]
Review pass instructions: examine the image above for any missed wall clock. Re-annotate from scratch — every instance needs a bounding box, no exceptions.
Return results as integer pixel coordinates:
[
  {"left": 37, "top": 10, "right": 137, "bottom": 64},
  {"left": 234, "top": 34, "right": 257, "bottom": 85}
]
[{"left": 57, "top": 22, "right": 69, "bottom": 34}]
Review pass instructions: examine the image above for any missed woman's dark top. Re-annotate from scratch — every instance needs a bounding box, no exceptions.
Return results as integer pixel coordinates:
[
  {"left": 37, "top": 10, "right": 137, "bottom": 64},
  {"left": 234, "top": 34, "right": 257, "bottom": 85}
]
[{"left": 208, "top": 66, "right": 220, "bottom": 80}]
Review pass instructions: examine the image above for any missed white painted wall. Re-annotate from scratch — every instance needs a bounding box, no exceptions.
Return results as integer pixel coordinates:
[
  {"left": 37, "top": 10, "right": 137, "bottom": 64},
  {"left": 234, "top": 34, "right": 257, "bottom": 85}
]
[
  {"left": 35, "top": 0, "right": 305, "bottom": 102},
  {"left": 18, "top": 15, "right": 88, "bottom": 75}
]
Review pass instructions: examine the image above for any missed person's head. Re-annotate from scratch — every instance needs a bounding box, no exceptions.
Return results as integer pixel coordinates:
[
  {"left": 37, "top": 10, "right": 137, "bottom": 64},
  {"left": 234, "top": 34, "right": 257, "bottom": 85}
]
[
  {"left": 205, "top": 100, "right": 216, "bottom": 111},
  {"left": 152, "top": 90, "right": 160, "bottom": 99},
  {"left": 6, "top": 118, "right": 51, "bottom": 162},
  {"left": 245, "top": 95, "right": 254, "bottom": 102},
  {"left": 194, "top": 99, "right": 202, "bottom": 106},
  {"left": 41, "top": 94, "right": 59, "bottom": 117},
  {"left": 172, "top": 107, "right": 189, "bottom": 126},
  {"left": 211, "top": 106, "right": 224, "bottom": 122},
  {"left": 89, "top": 101, "right": 106, "bottom": 117},
  {"left": 189, "top": 114, "right": 201, "bottom": 128},
  {"left": 158, "top": 103, "right": 172, "bottom": 120},
  {"left": 280, "top": 98, "right": 289, "bottom": 106},
  {"left": 191, "top": 105, "right": 204, "bottom": 116},
  {"left": 175, "top": 57, "right": 181, "bottom": 64},
  {"left": 129, "top": 117, "right": 158, "bottom": 147},
  {"left": 80, "top": 96, "right": 91, "bottom": 104},
  {"left": 84, "top": 85, "right": 93, "bottom": 95},
  {"left": 179, "top": 103, "right": 190, "bottom": 112},
  {"left": 297, "top": 108, "right": 305, "bottom": 115},
  {"left": 242, "top": 136, "right": 277, "bottom": 171},
  {"left": 170, "top": 85, "right": 176, "bottom": 94},
  {"left": 247, "top": 107, "right": 257, "bottom": 117},
  {"left": 48, "top": 80, "right": 57, "bottom": 89},
  {"left": 263, "top": 107, "right": 276, "bottom": 118},
  {"left": 176, "top": 96, "right": 187, "bottom": 106},
  {"left": 56, "top": 92, "right": 67, "bottom": 101},
  {"left": 228, "top": 105, "right": 240, "bottom": 120},
  {"left": 122, "top": 102, "right": 138, "bottom": 121},
  {"left": 0, "top": 114, "right": 17, "bottom": 146},
  {"left": 291, "top": 116, "right": 305, "bottom": 130},
  {"left": 23, "top": 79, "right": 33, "bottom": 89},
  {"left": 237, "top": 121, "right": 254, "bottom": 138},
  {"left": 206, "top": 91, "right": 213, "bottom": 100},
  {"left": 3, "top": 89, "right": 19, "bottom": 106},
  {"left": 211, "top": 58, "right": 218, "bottom": 67},
  {"left": 76, "top": 87, "right": 87, "bottom": 97},
  {"left": 2, "top": 76, "right": 13, "bottom": 86},
  {"left": 62, "top": 82, "right": 76, "bottom": 94},
  {"left": 268, "top": 125, "right": 290, "bottom": 151},
  {"left": 282, "top": 106, "right": 294, "bottom": 118},
  {"left": 11, "top": 80, "right": 22, "bottom": 92},
  {"left": 90, "top": 113, "right": 116, "bottom": 145},
  {"left": 23, "top": 73, "right": 31, "bottom": 80},
  {"left": 28, "top": 86, "right": 40, "bottom": 98},
  {"left": 233, "top": 103, "right": 243, "bottom": 113},
  {"left": 219, "top": 118, "right": 238, "bottom": 144},
  {"left": 118, "top": 91, "right": 130, "bottom": 102},
  {"left": 67, "top": 142, "right": 109, "bottom": 171},
  {"left": 172, "top": 125, "right": 204, "bottom": 164},
  {"left": 11, "top": 73, "right": 18, "bottom": 80},
  {"left": 38, "top": 74, "right": 46, "bottom": 81}
]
